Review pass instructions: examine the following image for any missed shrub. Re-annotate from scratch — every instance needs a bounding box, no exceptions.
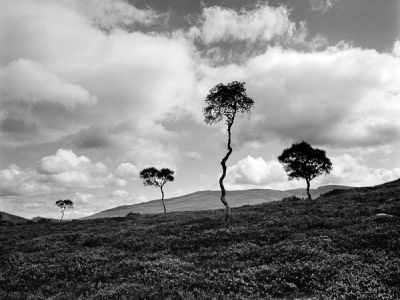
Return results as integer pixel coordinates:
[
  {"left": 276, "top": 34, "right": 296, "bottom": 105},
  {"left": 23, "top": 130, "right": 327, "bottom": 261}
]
[
  {"left": 281, "top": 196, "right": 303, "bottom": 202},
  {"left": 126, "top": 211, "right": 140, "bottom": 218}
]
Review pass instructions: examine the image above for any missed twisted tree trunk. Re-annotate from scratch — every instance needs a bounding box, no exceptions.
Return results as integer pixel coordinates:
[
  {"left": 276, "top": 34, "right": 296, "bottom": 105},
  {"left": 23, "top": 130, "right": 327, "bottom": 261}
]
[
  {"left": 306, "top": 179, "right": 312, "bottom": 200},
  {"left": 160, "top": 186, "right": 167, "bottom": 213},
  {"left": 59, "top": 207, "right": 65, "bottom": 223},
  {"left": 219, "top": 121, "right": 233, "bottom": 219}
]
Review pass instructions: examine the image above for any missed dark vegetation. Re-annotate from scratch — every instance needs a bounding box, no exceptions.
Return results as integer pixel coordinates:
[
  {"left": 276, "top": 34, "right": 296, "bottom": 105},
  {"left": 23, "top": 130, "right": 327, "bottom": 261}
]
[{"left": 1, "top": 180, "right": 400, "bottom": 299}]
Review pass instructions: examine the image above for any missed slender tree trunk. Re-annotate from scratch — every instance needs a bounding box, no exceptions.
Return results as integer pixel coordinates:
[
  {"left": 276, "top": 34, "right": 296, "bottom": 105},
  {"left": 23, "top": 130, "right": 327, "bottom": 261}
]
[
  {"left": 306, "top": 179, "right": 312, "bottom": 200},
  {"left": 60, "top": 207, "right": 65, "bottom": 223},
  {"left": 160, "top": 186, "right": 167, "bottom": 214},
  {"left": 219, "top": 122, "right": 233, "bottom": 219}
]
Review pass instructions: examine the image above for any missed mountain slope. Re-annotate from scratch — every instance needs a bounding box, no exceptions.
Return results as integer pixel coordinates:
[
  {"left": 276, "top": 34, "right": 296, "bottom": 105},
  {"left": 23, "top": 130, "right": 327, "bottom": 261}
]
[
  {"left": 82, "top": 185, "right": 351, "bottom": 219},
  {"left": 0, "top": 211, "right": 27, "bottom": 224}
]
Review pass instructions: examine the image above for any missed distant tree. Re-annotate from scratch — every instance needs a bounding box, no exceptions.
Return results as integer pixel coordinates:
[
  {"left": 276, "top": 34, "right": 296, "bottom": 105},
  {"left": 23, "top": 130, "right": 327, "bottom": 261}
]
[
  {"left": 139, "top": 167, "right": 174, "bottom": 214},
  {"left": 55, "top": 199, "right": 74, "bottom": 222},
  {"left": 203, "top": 81, "right": 254, "bottom": 219},
  {"left": 278, "top": 141, "right": 333, "bottom": 200}
]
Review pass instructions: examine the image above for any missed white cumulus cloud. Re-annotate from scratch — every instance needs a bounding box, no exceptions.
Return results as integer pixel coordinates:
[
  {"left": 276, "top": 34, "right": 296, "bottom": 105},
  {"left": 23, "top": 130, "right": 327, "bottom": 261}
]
[
  {"left": 226, "top": 156, "right": 287, "bottom": 188},
  {"left": 0, "top": 59, "right": 97, "bottom": 108},
  {"left": 0, "top": 165, "right": 54, "bottom": 196},
  {"left": 189, "top": 3, "right": 295, "bottom": 44},
  {"left": 200, "top": 46, "right": 400, "bottom": 148}
]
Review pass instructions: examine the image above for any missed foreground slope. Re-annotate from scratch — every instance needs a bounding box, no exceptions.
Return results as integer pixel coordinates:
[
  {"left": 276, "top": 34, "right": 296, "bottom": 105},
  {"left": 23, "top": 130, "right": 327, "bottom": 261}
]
[
  {"left": 83, "top": 185, "right": 350, "bottom": 219},
  {"left": 1, "top": 181, "right": 400, "bottom": 299}
]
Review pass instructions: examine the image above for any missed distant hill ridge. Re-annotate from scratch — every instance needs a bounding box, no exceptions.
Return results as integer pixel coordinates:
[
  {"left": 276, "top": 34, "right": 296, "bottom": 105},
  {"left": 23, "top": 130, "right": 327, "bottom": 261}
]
[{"left": 81, "top": 184, "right": 351, "bottom": 220}]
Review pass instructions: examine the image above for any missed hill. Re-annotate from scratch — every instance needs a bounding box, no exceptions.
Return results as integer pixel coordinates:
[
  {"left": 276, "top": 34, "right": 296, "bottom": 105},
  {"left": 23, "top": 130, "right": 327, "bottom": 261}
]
[
  {"left": 82, "top": 185, "right": 351, "bottom": 219},
  {"left": 0, "top": 211, "right": 27, "bottom": 224},
  {"left": 1, "top": 180, "right": 399, "bottom": 299}
]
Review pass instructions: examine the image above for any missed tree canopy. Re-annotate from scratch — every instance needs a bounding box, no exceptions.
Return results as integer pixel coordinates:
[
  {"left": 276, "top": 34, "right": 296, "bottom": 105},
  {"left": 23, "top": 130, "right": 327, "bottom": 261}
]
[
  {"left": 139, "top": 167, "right": 174, "bottom": 187},
  {"left": 56, "top": 199, "right": 74, "bottom": 209},
  {"left": 55, "top": 199, "right": 74, "bottom": 222},
  {"left": 278, "top": 141, "right": 332, "bottom": 200},
  {"left": 203, "top": 81, "right": 254, "bottom": 126}
]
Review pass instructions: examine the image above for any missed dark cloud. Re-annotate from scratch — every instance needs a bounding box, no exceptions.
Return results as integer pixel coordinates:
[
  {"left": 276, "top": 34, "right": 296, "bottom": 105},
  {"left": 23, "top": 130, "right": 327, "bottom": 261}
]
[
  {"left": 0, "top": 116, "right": 38, "bottom": 134},
  {"left": 73, "top": 126, "right": 111, "bottom": 149}
]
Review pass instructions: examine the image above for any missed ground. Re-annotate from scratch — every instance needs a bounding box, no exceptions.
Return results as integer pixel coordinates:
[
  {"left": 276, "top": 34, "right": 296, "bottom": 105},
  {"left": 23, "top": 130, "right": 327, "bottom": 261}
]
[{"left": 1, "top": 180, "right": 400, "bottom": 299}]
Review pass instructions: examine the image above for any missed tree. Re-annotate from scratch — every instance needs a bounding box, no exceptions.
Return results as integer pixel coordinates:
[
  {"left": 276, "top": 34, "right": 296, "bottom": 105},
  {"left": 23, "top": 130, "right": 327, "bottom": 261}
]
[
  {"left": 203, "top": 81, "right": 254, "bottom": 218},
  {"left": 55, "top": 199, "right": 74, "bottom": 222},
  {"left": 278, "top": 141, "right": 333, "bottom": 200},
  {"left": 139, "top": 167, "right": 174, "bottom": 213}
]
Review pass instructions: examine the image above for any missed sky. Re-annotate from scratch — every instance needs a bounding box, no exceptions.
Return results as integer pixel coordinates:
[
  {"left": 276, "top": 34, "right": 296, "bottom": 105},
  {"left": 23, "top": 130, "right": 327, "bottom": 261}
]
[{"left": 1, "top": 0, "right": 400, "bottom": 219}]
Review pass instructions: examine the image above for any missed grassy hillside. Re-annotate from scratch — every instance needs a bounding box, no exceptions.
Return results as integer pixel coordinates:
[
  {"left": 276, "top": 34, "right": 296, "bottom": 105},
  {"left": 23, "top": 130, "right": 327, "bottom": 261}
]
[
  {"left": 0, "top": 211, "right": 26, "bottom": 224},
  {"left": 1, "top": 181, "right": 400, "bottom": 299},
  {"left": 82, "top": 185, "right": 350, "bottom": 219}
]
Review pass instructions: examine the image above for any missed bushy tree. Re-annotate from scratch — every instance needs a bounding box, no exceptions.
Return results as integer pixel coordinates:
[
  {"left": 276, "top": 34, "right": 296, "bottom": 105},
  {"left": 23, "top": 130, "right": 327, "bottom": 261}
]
[
  {"left": 203, "top": 81, "right": 254, "bottom": 218},
  {"left": 139, "top": 167, "right": 174, "bottom": 213},
  {"left": 55, "top": 199, "right": 74, "bottom": 222},
  {"left": 278, "top": 141, "right": 332, "bottom": 200}
]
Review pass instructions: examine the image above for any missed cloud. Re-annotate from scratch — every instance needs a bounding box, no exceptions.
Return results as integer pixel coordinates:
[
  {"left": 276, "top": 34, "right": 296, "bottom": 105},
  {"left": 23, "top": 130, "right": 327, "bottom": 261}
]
[
  {"left": 115, "top": 162, "right": 139, "bottom": 180},
  {"left": 122, "top": 139, "right": 178, "bottom": 169},
  {"left": 111, "top": 189, "right": 129, "bottom": 197},
  {"left": 226, "top": 153, "right": 400, "bottom": 190},
  {"left": 0, "top": 149, "right": 131, "bottom": 198},
  {"left": 38, "top": 149, "right": 123, "bottom": 188},
  {"left": 74, "top": 192, "right": 94, "bottom": 202},
  {"left": 226, "top": 156, "right": 287, "bottom": 188},
  {"left": 393, "top": 40, "right": 400, "bottom": 57},
  {"left": 318, "top": 154, "right": 400, "bottom": 187},
  {"left": 39, "top": 149, "right": 106, "bottom": 175},
  {"left": 0, "top": 0, "right": 196, "bottom": 150},
  {"left": 0, "top": 116, "right": 38, "bottom": 134},
  {"left": 75, "top": 0, "right": 169, "bottom": 31},
  {"left": 72, "top": 126, "right": 111, "bottom": 149},
  {"left": 309, "top": 0, "right": 338, "bottom": 13},
  {"left": 0, "top": 59, "right": 97, "bottom": 108},
  {"left": 0, "top": 165, "right": 53, "bottom": 196},
  {"left": 186, "top": 151, "right": 203, "bottom": 160},
  {"left": 200, "top": 46, "right": 400, "bottom": 148},
  {"left": 189, "top": 3, "right": 295, "bottom": 44}
]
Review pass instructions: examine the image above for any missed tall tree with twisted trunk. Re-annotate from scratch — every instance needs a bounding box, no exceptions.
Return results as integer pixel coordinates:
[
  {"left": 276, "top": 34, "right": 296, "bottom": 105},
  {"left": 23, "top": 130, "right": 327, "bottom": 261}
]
[
  {"left": 203, "top": 81, "right": 254, "bottom": 219},
  {"left": 139, "top": 167, "right": 174, "bottom": 214}
]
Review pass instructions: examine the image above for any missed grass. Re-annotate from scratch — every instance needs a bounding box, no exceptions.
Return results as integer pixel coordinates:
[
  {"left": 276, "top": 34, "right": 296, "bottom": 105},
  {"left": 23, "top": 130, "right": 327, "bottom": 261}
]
[{"left": 1, "top": 180, "right": 400, "bottom": 299}]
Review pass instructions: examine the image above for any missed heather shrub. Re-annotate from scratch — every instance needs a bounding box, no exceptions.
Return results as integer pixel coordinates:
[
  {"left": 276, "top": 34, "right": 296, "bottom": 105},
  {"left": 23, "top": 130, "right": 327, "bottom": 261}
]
[{"left": 1, "top": 181, "right": 400, "bottom": 299}]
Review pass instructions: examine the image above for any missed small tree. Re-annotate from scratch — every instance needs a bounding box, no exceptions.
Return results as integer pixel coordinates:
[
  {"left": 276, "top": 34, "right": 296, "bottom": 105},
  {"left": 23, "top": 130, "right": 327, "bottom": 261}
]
[
  {"left": 55, "top": 199, "right": 74, "bottom": 222},
  {"left": 203, "top": 81, "right": 254, "bottom": 218},
  {"left": 139, "top": 167, "right": 174, "bottom": 214},
  {"left": 278, "top": 141, "right": 333, "bottom": 200}
]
